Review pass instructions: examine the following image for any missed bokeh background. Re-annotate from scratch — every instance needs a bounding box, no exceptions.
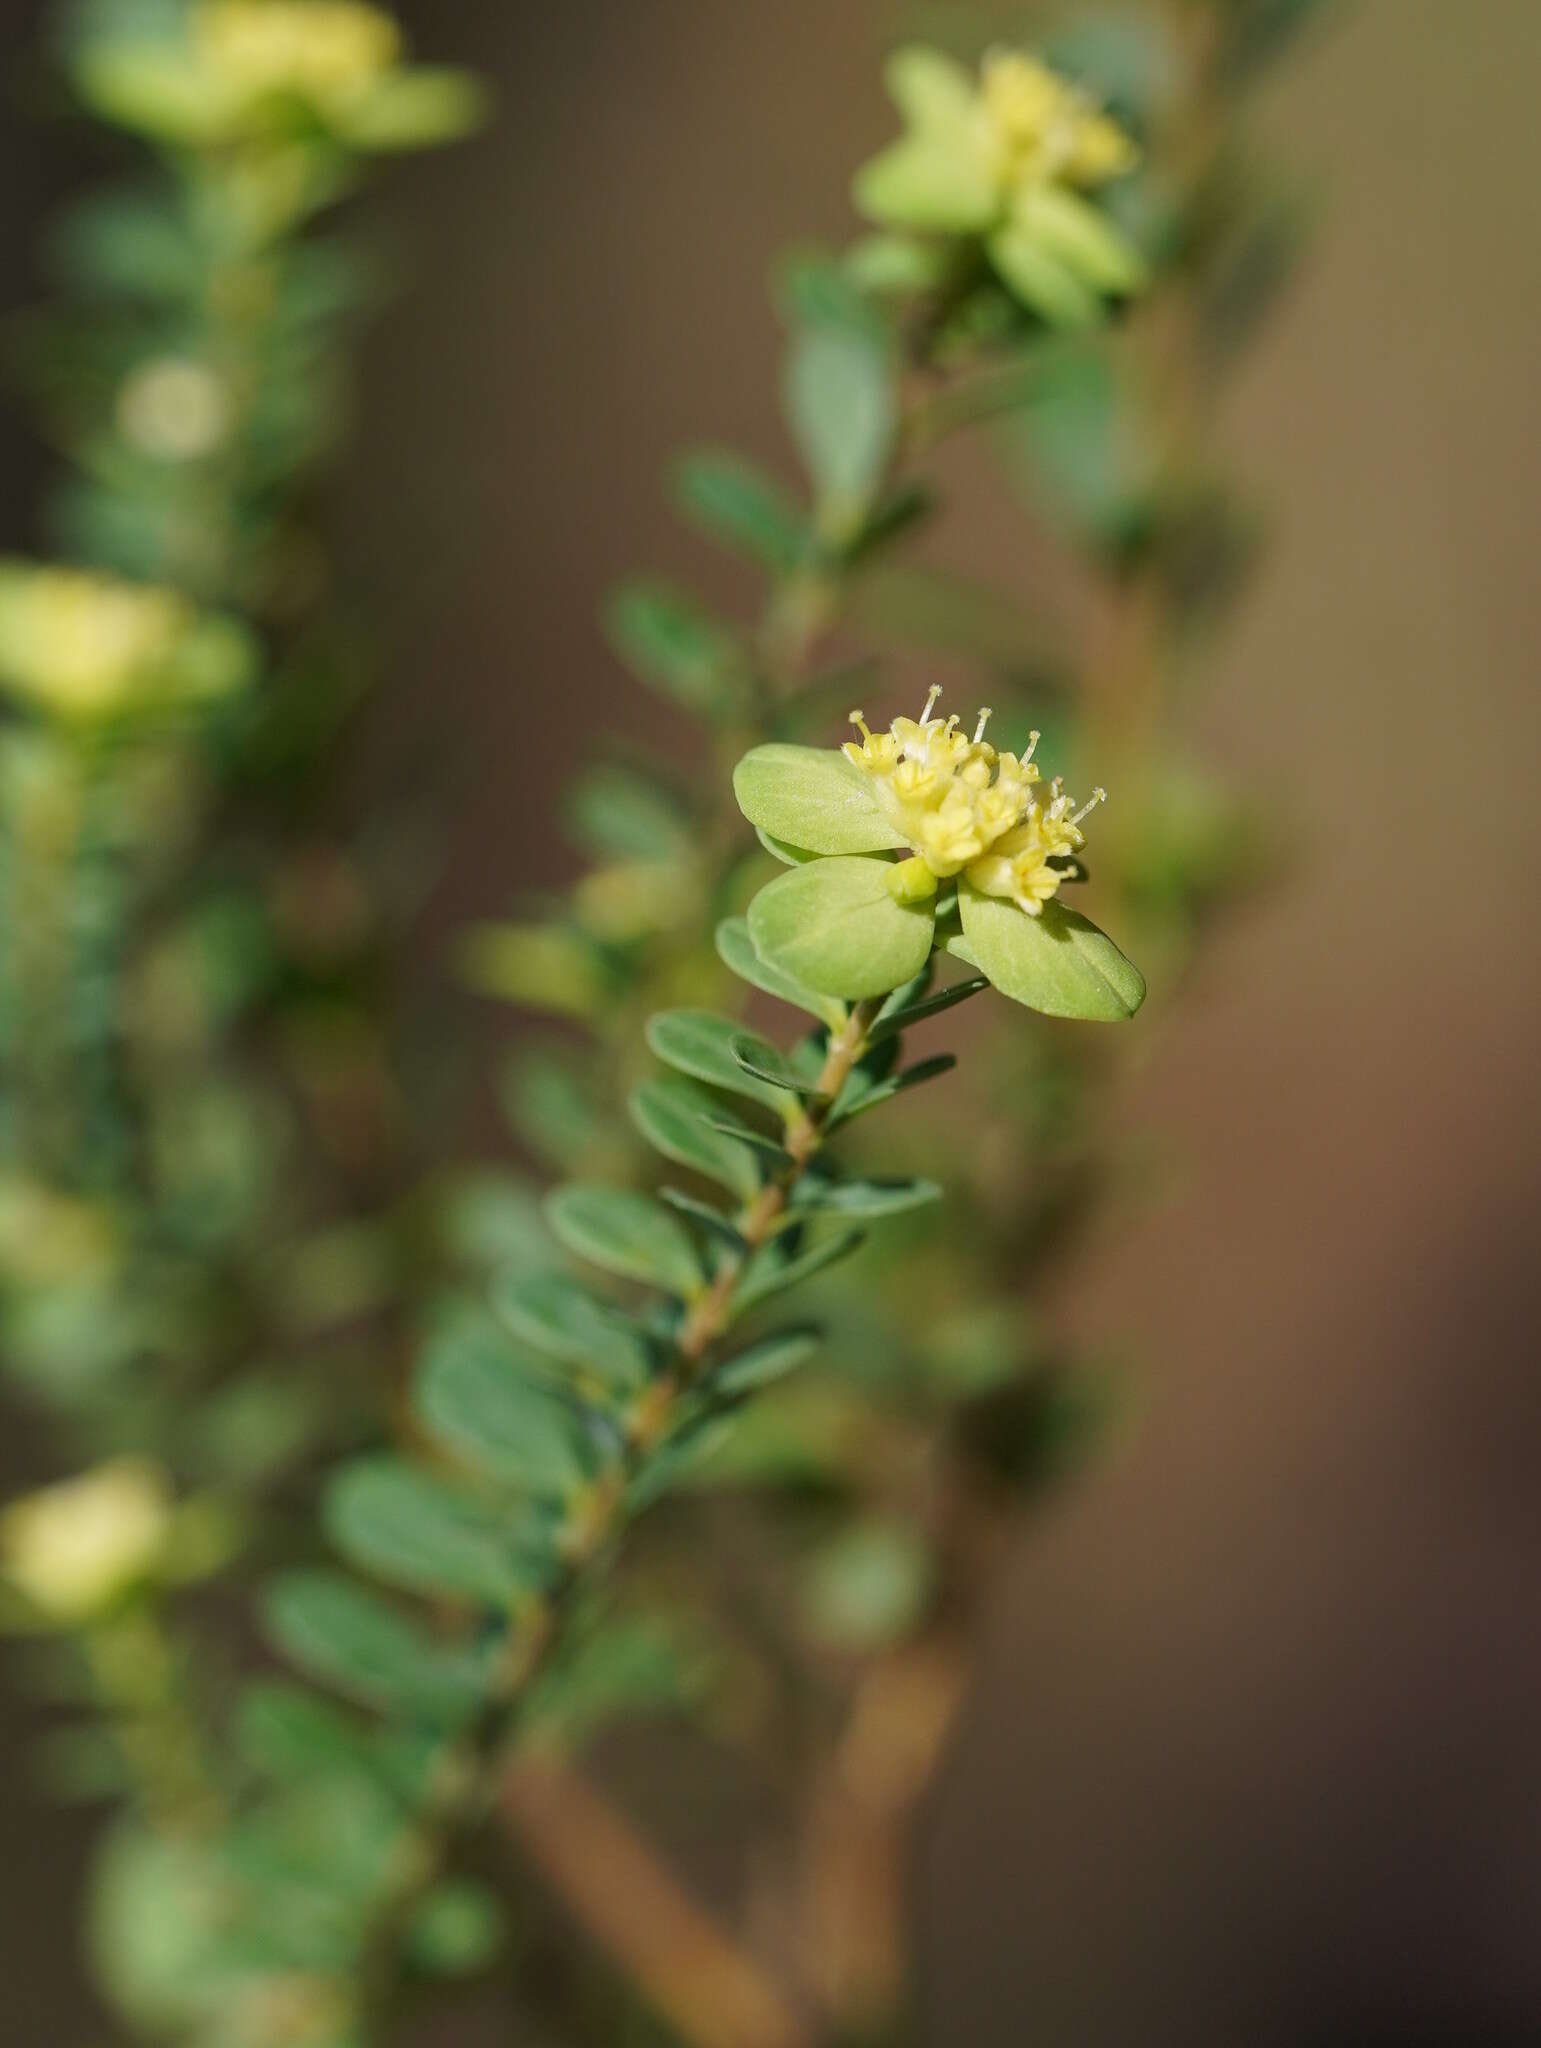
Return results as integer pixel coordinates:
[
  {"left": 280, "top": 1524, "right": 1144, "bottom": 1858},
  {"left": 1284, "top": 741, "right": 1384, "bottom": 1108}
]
[{"left": 3, "top": 0, "right": 1539, "bottom": 2040}]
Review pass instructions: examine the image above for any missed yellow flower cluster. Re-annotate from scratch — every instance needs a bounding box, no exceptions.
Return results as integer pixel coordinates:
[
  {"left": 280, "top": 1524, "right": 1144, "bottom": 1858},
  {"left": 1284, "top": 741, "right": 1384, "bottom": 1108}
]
[
  {"left": 194, "top": 0, "right": 401, "bottom": 109},
  {"left": 843, "top": 688, "right": 1103, "bottom": 916},
  {"left": 0, "top": 562, "right": 249, "bottom": 725},
  {"left": 0, "top": 568, "right": 189, "bottom": 720},
  {"left": 977, "top": 50, "right": 1138, "bottom": 196},
  {"left": 1, "top": 1461, "right": 173, "bottom": 1624}
]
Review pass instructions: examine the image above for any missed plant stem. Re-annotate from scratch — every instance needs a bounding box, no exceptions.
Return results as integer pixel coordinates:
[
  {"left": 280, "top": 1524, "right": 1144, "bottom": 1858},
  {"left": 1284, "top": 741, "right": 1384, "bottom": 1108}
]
[{"left": 361, "top": 1000, "right": 885, "bottom": 2038}]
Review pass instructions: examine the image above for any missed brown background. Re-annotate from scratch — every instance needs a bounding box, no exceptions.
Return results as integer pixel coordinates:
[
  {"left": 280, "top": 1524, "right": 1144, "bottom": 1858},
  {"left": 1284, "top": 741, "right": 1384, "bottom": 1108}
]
[{"left": 3, "top": 1, "right": 1540, "bottom": 2039}]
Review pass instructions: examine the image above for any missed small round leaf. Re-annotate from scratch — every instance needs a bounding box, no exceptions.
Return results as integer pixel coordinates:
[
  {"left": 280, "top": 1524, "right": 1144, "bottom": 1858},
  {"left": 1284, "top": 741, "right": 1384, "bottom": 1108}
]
[{"left": 748, "top": 856, "right": 935, "bottom": 999}]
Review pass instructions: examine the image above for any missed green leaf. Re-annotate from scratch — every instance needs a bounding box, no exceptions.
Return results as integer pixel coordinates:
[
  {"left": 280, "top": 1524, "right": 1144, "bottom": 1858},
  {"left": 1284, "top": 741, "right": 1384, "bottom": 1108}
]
[
  {"left": 406, "top": 1880, "right": 505, "bottom": 1979},
  {"left": 702, "top": 1103, "right": 794, "bottom": 1166},
  {"left": 646, "top": 1009, "right": 797, "bottom": 1113},
  {"left": 500, "top": 1044, "right": 605, "bottom": 1168},
  {"left": 958, "top": 882, "right": 1146, "bottom": 1019},
  {"left": 716, "top": 916, "right": 846, "bottom": 1029},
  {"left": 603, "top": 580, "right": 743, "bottom": 717},
  {"left": 867, "top": 973, "right": 989, "bottom": 1044},
  {"left": 236, "top": 1682, "right": 376, "bottom": 1786},
  {"left": 335, "top": 68, "right": 490, "bottom": 152},
  {"left": 323, "top": 1458, "right": 537, "bottom": 1608},
  {"left": 784, "top": 323, "right": 896, "bottom": 519},
  {"left": 458, "top": 922, "right": 607, "bottom": 1019},
  {"left": 844, "top": 231, "right": 954, "bottom": 297},
  {"left": 1012, "top": 184, "right": 1148, "bottom": 295},
  {"left": 829, "top": 1052, "right": 957, "bottom": 1126},
  {"left": 546, "top": 1185, "right": 704, "bottom": 1298},
  {"left": 748, "top": 856, "right": 935, "bottom": 999},
  {"left": 72, "top": 48, "right": 223, "bottom": 147},
  {"left": 853, "top": 134, "right": 1000, "bottom": 235},
  {"left": 88, "top": 1822, "right": 226, "bottom": 2037},
  {"left": 566, "top": 763, "right": 692, "bottom": 862},
  {"left": 672, "top": 450, "right": 808, "bottom": 574},
  {"left": 263, "top": 1572, "right": 486, "bottom": 1721},
  {"left": 711, "top": 1326, "right": 821, "bottom": 1397},
  {"left": 1004, "top": 337, "right": 1159, "bottom": 552},
  {"left": 416, "top": 1316, "right": 598, "bottom": 1494},
  {"left": 733, "top": 743, "right": 905, "bottom": 857},
  {"left": 50, "top": 189, "right": 202, "bottom": 302},
  {"left": 756, "top": 825, "right": 819, "bottom": 865},
  {"left": 630, "top": 1077, "right": 761, "bottom": 1200},
  {"left": 794, "top": 1176, "right": 942, "bottom": 1219},
  {"left": 885, "top": 45, "right": 978, "bottom": 129},
  {"left": 523, "top": 1615, "right": 693, "bottom": 1744},
  {"left": 733, "top": 1227, "right": 866, "bottom": 1317},
  {"left": 493, "top": 1268, "right": 653, "bottom": 1392},
  {"left": 435, "top": 1171, "right": 551, "bottom": 1276},
  {"left": 658, "top": 1188, "right": 745, "bottom": 1254},
  {"left": 728, "top": 1034, "right": 822, "bottom": 1102},
  {"left": 802, "top": 1519, "right": 935, "bottom": 1652},
  {"left": 986, "top": 224, "right": 1103, "bottom": 329}
]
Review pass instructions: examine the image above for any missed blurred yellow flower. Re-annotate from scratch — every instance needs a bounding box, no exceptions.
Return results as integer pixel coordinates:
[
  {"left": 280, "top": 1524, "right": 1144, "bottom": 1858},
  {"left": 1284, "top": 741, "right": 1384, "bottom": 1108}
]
[
  {"left": 844, "top": 690, "right": 1103, "bottom": 916},
  {"left": 194, "top": 0, "right": 401, "bottom": 112},
  {"left": 116, "top": 358, "right": 232, "bottom": 464},
  {"left": 853, "top": 45, "right": 1146, "bottom": 325},
  {"left": 978, "top": 50, "right": 1139, "bottom": 193},
  {"left": 71, "top": 0, "right": 485, "bottom": 157},
  {"left": 1, "top": 1461, "right": 173, "bottom": 1624},
  {"left": 0, "top": 1174, "right": 119, "bottom": 1290},
  {"left": 0, "top": 563, "right": 253, "bottom": 726}
]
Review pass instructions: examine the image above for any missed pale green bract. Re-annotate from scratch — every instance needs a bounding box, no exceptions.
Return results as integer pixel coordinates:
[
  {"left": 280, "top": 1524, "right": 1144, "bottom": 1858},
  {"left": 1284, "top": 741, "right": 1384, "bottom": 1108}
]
[
  {"left": 733, "top": 737, "right": 1147, "bottom": 1021},
  {"left": 956, "top": 882, "right": 1146, "bottom": 1021},
  {"left": 733, "top": 743, "right": 905, "bottom": 856},
  {"left": 851, "top": 43, "right": 1148, "bottom": 329},
  {"left": 748, "top": 856, "right": 936, "bottom": 1001}
]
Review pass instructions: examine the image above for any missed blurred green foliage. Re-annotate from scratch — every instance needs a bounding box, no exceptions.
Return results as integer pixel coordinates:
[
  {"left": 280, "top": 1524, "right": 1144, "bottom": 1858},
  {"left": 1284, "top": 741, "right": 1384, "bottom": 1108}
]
[{"left": 0, "top": 3, "right": 1318, "bottom": 2044}]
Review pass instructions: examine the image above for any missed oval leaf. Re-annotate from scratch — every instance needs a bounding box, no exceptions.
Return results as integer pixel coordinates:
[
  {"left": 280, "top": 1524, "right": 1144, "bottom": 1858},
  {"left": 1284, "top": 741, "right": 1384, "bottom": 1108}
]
[
  {"left": 323, "top": 1458, "right": 537, "bottom": 1608},
  {"left": 784, "top": 323, "right": 896, "bottom": 516},
  {"left": 263, "top": 1572, "right": 486, "bottom": 1721},
  {"left": 733, "top": 744, "right": 905, "bottom": 857},
  {"left": 646, "top": 1009, "right": 797, "bottom": 1113},
  {"left": 603, "top": 579, "right": 743, "bottom": 717},
  {"left": 546, "top": 1185, "right": 704, "bottom": 1298},
  {"left": 673, "top": 450, "right": 808, "bottom": 574},
  {"left": 852, "top": 132, "right": 1001, "bottom": 235},
  {"left": 748, "top": 855, "right": 935, "bottom": 999},
  {"left": 794, "top": 1176, "right": 942, "bottom": 1219},
  {"left": 630, "top": 1076, "right": 761, "bottom": 1200},
  {"left": 986, "top": 224, "right": 1101, "bottom": 329},
  {"left": 416, "top": 1316, "right": 597, "bottom": 1494},
  {"left": 493, "top": 1268, "right": 653, "bottom": 1392},
  {"left": 711, "top": 1326, "right": 821, "bottom": 1397},
  {"left": 732, "top": 1227, "right": 866, "bottom": 1317},
  {"left": 1013, "top": 184, "right": 1148, "bottom": 295},
  {"left": 958, "top": 882, "right": 1146, "bottom": 1020},
  {"left": 716, "top": 915, "right": 846, "bottom": 1029}
]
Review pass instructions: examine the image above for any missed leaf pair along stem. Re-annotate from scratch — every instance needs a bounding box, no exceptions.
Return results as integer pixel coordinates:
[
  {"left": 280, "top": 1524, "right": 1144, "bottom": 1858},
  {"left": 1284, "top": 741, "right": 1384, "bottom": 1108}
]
[{"left": 360, "top": 998, "right": 886, "bottom": 2031}]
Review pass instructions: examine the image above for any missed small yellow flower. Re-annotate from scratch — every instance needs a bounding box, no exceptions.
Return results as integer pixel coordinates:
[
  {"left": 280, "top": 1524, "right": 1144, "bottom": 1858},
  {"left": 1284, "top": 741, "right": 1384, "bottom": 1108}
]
[
  {"left": 117, "top": 358, "right": 232, "bottom": 464},
  {"left": 0, "top": 562, "right": 252, "bottom": 726},
  {"left": 1, "top": 1461, "right": 174, "bottom": 1624},
  {"left": 194, "top": 0, "right": 401, "bottom": 110},
  {"left": 0, "top": 1174, "right": 119, "bottom": 1290},
  {"left": 844, "top": 688, "right": 1103, "bottom": 917},
  {"left": 979, "top": 51, "right": 1139, "bottom": 194},
  {"left": 71, "top": 0, "right": 483, "bottom": 158},
  {"left": 853, "top": 45, "right": 1146, "bottom": 326}
]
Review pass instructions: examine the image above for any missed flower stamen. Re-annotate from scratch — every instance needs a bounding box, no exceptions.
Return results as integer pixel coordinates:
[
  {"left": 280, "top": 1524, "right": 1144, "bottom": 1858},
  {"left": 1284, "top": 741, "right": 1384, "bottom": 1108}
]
[{"left": 843, "top": 698, "right": 1104, "bottom": 915}]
